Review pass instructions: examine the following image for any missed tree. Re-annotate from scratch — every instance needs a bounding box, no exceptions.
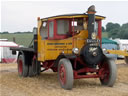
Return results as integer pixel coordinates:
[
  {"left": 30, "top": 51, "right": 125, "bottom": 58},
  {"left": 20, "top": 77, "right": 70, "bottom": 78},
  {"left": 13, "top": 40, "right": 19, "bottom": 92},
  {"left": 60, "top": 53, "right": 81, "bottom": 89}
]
[
  {"left": 119, "top": 28, "right": 128, "bottom": 39},
  {"left": 2, "top": 31, "right": 9, "bottom": 34},
  {"left": 102, "top": 26, "right": 105, "bottom": 32},
  {"left": 108, "top": 28, "right": 120, "bottom": 39},
  {"left": 121, "top": 23, "right": 128, "bottom": 30},
  {"left": 123, "top": 31, "right": 128, "bottom": 39},
  {"left": 106, "top": 22, "right": 120, "bottom": 32},
  {"left": 106, "top": 22, "right": 114, "bottom": 32}
]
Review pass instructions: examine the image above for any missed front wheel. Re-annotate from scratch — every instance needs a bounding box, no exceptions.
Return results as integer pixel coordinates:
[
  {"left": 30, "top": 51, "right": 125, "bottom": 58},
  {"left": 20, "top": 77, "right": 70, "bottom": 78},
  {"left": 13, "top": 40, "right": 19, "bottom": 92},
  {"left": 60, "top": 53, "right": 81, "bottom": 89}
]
[
  {"left": 58, "top": 58, "right": 74, "bottom": 90},
  {"left": 100, "top": 58, "right": 117, "bottom": 87},
  {"left": 125, "top": 56, "right": 128, "bottom": 64}
]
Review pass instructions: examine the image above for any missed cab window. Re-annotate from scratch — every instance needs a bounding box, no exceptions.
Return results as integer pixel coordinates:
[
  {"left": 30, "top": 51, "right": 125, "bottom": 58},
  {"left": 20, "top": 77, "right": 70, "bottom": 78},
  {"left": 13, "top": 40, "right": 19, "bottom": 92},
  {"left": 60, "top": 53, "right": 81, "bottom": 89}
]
[
  {"left": 57, "top": 20, "right": 69, "bottom": 35},
  {"left": 72, "top": 18, "right": 84, "bottom": 31},
  {"left": 49, "top": 21, "right": 54, "bottom": 38},
  {"left": 40, "top": 21, "right": 48, "bottom": 39}
]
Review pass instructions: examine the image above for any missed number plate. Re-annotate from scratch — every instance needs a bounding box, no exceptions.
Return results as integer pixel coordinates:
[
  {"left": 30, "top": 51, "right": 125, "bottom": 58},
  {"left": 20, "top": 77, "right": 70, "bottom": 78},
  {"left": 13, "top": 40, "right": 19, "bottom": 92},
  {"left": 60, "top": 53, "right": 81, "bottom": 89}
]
[{"left": 87, "top": 39, "right": 100, "bottom": 43}]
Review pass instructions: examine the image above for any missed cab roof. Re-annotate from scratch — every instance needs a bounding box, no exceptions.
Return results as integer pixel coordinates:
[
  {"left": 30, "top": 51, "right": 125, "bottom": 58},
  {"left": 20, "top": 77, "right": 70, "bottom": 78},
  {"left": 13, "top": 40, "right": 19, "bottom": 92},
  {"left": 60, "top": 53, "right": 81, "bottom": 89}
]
[{"left": 41, "top": 13, "right": 106, "bottom": 21}]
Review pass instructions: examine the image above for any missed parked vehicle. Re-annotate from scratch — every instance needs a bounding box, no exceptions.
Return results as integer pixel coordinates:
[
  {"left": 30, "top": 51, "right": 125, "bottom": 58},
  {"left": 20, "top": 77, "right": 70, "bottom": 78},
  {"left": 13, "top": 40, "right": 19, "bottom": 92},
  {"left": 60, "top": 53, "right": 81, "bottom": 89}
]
[
  {"left": 10, "top": 5, "right": 117, "bottom": 90},
  {"left": 102, "top": 38, "right": 118, "bottom": 59},
  {"left": 114, "top": 39, "right": 128, "bottom": 58}
]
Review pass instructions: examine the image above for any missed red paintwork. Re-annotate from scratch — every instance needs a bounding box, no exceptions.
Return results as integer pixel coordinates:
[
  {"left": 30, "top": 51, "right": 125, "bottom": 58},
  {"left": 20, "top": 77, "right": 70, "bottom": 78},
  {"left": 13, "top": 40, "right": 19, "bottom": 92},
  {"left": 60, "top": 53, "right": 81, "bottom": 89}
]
[
  {"left": 48, "top": 19, "right": 72, "bottom": 40},
  {"left": 33, "top": 55, "right": 36, "bottom": 60},
  {"left": 41, "top": 56, "right": 108, "bottom": 80},
  {"left": 72, "top": 57, "right": 109, "bottom": 79},
  {"left": 98, "top": 20, "right": 102, "bottom": 40},
  {"left": 98, "top": 20, "right": 102, "bottom": 47},
  {"left": 77, "top": 67, "right": 98, "bottom": 73},
  {"left": 99, "top": 62, "right": 110, "bottom": 82},
  {"left": 59, "top": 64, "right": 66, "bottom": 85},
  {"left": 2, "top": 58, "right": 17, "bottom": 63},
  {"left": 42, "top": 61, "right": 54, "bottom": 70},
  {"left": 74, "top": 71, "right": 99, "bottom": 79},
  {"left": 18, "top": 59, "right": 23, "bottom": 74},
  {"left": 51, "top": 67, "right": 58, "bottom": 72}
]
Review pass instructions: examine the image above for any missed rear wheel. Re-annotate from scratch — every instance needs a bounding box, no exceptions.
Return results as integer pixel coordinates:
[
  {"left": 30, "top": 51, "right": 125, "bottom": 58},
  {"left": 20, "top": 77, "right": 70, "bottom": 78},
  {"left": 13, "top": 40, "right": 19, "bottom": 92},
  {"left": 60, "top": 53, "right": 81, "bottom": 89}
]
[
  {"left": 100, "top": 58, "right": 117, "bottom": 87},
  {"left": 58, "top": 58, "right": 74, "bottom": 90},
  {"left": 17, "top": 55, "right": 28, "bottom": 77},
  {"left": 125, "top": 56, "right": 128, "bottom": 64},
  {"left": 28, "top": 55, "right": 41, "bottom": 77}
]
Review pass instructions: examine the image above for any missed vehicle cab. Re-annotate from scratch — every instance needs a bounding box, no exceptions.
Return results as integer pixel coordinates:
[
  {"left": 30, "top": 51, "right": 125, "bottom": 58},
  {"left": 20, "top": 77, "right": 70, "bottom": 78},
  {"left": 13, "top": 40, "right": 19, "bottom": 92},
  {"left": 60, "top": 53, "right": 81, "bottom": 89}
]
[{"left": 36, "top": 14, "right": 105, "bottom": 62}]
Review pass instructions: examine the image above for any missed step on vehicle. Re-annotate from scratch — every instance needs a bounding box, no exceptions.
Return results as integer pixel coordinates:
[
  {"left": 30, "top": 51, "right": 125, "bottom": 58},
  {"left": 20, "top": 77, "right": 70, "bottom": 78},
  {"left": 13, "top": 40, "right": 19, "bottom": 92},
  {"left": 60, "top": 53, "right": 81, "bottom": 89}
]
[{"left": 11, "top": 5, "right": 118, "bottom": 90}]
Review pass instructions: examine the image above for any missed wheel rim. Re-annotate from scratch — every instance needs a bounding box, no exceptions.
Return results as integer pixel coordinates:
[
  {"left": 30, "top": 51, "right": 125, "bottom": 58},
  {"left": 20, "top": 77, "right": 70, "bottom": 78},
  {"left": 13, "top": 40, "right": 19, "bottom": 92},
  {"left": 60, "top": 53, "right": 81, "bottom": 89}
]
[
  {"left": 101, "top": 62, "right": 110, "bottom": 83},
  {"left": 59, "top": 64, "right": 66, "bottom": 85},
  {"left": 18, "top": 60, "right": 23, "bottom": 74}
]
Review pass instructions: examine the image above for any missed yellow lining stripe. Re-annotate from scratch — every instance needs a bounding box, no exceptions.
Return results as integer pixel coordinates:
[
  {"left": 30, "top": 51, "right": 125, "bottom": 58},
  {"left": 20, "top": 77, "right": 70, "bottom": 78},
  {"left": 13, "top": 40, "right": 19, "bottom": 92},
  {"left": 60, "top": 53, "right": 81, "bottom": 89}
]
[{"left": 41, "top": 15, "right": 105, "bottom": 21}]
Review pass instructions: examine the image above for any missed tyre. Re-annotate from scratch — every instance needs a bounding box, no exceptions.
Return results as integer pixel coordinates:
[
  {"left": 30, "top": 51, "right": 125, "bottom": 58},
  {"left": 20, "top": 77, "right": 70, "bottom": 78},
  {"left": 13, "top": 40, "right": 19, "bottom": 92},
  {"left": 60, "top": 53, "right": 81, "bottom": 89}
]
[
  {"left": 28, "top": 56, "right": 41, "bottom": 77},
  {"left": 58, "top": 58, "right": 74, "bottom": 90},
  {"left": 100, "top": 58, "right": 117, "bottom": 87},
  {"left": 28, "top": 65, "right": 34, "bottom": 77},
  {"left": 17, "top": 55, "right": 29, "bottom": 77},
  {"left": 36, "top": 61, "right": 41, "bottom": 75},
  {"left": 125, "top": 56, "right": 128, "bottom": 64}
]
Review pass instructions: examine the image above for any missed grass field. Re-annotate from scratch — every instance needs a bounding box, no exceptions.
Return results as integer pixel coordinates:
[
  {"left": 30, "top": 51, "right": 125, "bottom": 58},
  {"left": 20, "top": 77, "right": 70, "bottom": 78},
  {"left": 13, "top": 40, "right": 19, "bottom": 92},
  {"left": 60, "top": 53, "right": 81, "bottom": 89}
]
[
  {"left": 0, "top": 32, "right": 108, "bottom": 47},
  {"left": 0, "top": 33, "right": 33, "bottom": 47}
]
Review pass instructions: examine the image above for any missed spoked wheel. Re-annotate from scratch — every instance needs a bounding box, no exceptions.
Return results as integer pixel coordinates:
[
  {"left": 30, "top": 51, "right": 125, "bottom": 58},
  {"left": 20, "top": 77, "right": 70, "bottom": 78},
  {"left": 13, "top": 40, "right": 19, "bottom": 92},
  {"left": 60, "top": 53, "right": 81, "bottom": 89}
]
[
  {"left": 29, "top": 55, "right": 41, "bottom": 77},
  {"left": 125, "top": 56, "right": 128, "bottom": 64},
  {"left": 100, "top": 58, "right": 117, "bottom": 87},
  {"left": 17, "top": 55, "right": 28, "bottom": 77},
  {"left": 58, "top": 58, "right": 74, "bottom": 90}
]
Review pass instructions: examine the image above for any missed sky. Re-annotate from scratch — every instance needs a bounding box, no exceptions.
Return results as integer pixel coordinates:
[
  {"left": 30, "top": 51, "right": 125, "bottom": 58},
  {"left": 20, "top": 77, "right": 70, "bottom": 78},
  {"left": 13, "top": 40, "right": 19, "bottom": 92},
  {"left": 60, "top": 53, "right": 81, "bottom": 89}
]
[{"left": 1, "top": 1, "right": 128, "bottom": 33}]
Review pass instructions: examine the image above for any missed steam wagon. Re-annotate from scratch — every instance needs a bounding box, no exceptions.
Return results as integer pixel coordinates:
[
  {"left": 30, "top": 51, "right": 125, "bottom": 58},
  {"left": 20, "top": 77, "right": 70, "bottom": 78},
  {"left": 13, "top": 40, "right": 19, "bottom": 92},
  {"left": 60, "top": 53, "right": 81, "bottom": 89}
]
[{"left": 11, "top": 5, "right": 117, "bottom": 90}]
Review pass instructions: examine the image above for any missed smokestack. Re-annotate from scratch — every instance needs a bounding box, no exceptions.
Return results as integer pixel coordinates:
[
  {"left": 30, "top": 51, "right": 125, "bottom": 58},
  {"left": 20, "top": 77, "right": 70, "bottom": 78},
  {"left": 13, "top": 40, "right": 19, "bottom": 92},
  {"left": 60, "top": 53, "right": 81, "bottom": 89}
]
[{"left": 87, "top": 5, "right": 96, "bottom": 39}]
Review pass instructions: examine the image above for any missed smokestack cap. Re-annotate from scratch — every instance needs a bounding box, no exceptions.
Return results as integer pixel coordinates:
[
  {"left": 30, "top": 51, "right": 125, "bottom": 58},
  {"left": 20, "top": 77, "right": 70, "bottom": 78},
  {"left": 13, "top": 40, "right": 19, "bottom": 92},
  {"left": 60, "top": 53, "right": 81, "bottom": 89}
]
[{"left": 87, "top": 5, "right": 96, "bottom": 14}]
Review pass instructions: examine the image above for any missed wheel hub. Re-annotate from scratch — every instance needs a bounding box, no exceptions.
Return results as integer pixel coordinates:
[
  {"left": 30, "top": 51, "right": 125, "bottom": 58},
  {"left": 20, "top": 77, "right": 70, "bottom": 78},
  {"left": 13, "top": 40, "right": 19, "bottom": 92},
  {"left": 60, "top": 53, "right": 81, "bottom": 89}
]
[
  {"left": 59, "top": 64, "right": 66, "bottom": 85},
  {"left": 100, "top": 63, "right": 110, "bottom": 82},
  {"left": 19, "top": 60, "right": 23, "bottom": 74}
]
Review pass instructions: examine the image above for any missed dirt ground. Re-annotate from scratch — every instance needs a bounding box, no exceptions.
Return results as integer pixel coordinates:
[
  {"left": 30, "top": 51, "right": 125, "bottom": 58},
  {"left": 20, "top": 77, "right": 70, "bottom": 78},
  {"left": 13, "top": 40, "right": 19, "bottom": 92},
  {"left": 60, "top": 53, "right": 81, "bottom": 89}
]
[{"left": 0, "top": 60, "right": 128, "bottom": 96}]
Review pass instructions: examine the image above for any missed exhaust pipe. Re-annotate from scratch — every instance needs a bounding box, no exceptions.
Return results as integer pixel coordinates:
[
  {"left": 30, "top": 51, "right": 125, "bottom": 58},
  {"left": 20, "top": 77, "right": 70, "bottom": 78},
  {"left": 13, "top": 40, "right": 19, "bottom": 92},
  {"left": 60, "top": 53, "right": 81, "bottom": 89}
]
[{"left": 87, "top": 5, "right": 96, "bottom": 39}]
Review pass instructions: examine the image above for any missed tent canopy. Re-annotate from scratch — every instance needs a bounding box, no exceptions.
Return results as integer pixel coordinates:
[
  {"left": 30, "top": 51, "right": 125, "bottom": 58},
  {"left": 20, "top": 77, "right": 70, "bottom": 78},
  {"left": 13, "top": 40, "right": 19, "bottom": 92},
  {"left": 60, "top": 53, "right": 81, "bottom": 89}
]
[
  {"left": 102, "top": 38, "right": 117, "bottom": 45},
  {"left": 0, "top": 40, "right": 19, "bottom": 63},
  {"left": 114, "top": 39, "right": 128, "bottom": 44},
  {"left": 0, "top": 41, "right": 18, "bottom": 47}
]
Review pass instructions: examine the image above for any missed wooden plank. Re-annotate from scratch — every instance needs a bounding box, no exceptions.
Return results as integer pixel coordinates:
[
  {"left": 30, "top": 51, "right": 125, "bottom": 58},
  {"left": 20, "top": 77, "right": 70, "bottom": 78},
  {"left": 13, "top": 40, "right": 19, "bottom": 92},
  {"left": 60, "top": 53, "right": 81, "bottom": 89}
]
[
  {"left": 10, "top": 47, "right": 34, "bottom": 52},
  {"left": 107, "top": 50, "right": 128, "bottom": 56}
]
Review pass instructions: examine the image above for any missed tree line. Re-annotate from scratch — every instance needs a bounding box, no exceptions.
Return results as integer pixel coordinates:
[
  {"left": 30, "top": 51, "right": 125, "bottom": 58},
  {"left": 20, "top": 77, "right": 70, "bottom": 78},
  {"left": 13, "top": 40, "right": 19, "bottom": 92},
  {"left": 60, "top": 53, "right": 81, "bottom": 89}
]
[
  {"left": 0, "top": 31, "right": 32, "bottom": 34},
  {"left": 102, "top": 22, "right": 128, "bottom": 39}
]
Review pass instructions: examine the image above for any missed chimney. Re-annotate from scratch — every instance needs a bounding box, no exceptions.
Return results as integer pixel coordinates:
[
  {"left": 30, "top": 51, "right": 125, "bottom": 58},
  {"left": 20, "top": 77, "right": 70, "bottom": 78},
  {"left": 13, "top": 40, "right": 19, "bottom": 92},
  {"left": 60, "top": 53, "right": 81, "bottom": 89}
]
[{"left": 87, "top": 5, "right": 96, "bottom": 39}]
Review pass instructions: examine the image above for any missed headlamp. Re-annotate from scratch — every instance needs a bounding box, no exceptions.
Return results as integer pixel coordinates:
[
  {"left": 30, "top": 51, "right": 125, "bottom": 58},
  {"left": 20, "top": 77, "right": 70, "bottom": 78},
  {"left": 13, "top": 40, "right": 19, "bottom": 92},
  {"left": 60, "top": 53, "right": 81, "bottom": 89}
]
[{"left": 72, "top": 48, "right": 79, "bottom": 54}]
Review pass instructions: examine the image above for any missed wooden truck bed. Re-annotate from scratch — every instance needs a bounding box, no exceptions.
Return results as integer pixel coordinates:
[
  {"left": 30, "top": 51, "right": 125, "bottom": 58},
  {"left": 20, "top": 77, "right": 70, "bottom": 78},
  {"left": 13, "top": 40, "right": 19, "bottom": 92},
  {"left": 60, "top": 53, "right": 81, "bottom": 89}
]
[{"left": 10, "top": 47, "right": 34, "bottom": 52}]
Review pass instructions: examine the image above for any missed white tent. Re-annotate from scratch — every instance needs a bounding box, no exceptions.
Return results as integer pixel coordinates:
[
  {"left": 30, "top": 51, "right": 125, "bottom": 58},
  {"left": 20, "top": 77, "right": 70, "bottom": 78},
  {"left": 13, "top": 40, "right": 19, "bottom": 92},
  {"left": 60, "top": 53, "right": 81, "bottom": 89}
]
[
  {"left": 114, "top": 39, "right": 128, "bottom": 58},
  {"left": 0, "top": 40, "right": 19, "bottom": 63}
]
